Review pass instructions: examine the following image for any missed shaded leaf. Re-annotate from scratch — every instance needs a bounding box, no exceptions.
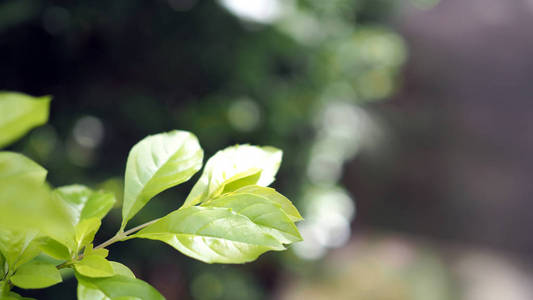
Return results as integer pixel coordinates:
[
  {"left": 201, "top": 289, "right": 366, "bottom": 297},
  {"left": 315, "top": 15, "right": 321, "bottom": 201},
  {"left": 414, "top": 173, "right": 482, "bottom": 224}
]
[
  {"left": 10, "top": 261, "right": 62, "bottom": 289},
  {"left": 134, "top": 206, "right": 284, "bottom": 264},
  {"left": 122, "top": 130, "right": 203, "bottom": 229},
  {"left": 0, "top": 91, "right": 51, "bottom": 148},
  {"left": 0, "top": 291, "right": 36, "bottom": 300},
  {"left": 76, "top": 272, "right": 164, "bottom": 300},
  {"left": 74, "top": 255, "right": 115, "bottom": 278},
  {"left": 38, "top": 238, "right": 71, "bottom": 261},
  {"left": 182, "top": 145, "right": 281, "bottom": 208}
]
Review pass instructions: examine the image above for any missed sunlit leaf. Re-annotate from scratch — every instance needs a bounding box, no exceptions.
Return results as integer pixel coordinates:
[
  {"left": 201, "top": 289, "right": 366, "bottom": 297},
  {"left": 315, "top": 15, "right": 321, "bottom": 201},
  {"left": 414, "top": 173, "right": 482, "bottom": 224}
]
[
  {"left": 0, "top": 152, "right": 47, "bottom": 183},
  {"left": 74, "top": 255, "right": 115, "bottom": 278},
  {"left": 203, "top": 186, "right": 302, "bottom": 244},
  {"left": 76, "top": 272, "right": 164, "bottom": 300},
  {"left": 182, "top": 145, "right": 281, "bottom": 208},
  {"left": 230, "top": 185, "right": 303, "bottom": 222},
  {"left": 10, "top": 261, "right": 62, "bottom": 289},
  {"left": 122, "top": 130, "right": 203, "bottom": 230},
  {"left": 133, "top": 206, "right": 284, "bottom": 264},
  {"left": 0, "top": 91, "right": 51, "bottom": 148}
]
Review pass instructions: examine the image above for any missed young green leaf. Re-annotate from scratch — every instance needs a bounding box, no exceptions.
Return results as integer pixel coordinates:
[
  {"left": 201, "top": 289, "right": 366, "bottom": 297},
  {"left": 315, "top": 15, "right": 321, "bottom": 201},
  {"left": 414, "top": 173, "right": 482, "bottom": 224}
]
[
  {"left": 38, "top": 238, "right": 71, "bottom": 261},
  {"left": 10, "top": 261, "right": 62, "bottom": 289},
  {"left": 54, "top": 185, "right": 116, "bottom": 226},
  {"left": 0, "top": 152, "right": 47, "bottom": 183},
  {"left": 230, "top": 186, "right": 303, "bottom": 222},
  {"left": 0, "top": 229, "right": 39, "bottom": 274},
  {"left": 182, "top": 145, "right": 282, "bottom": 208},
  {"left": 203, "top": 187, "right": 302, "bottom": 244},
  {"left": 0, "top": 91, "right": 51, "bottom": 148},
  {"left": 74, "top": 255, "right": 115, "bottom": 278},
  {"left": 52, "top": 185, "right": 116, "bottom": 253},
  {"left": 83, "top": 244, "right": 109, "bottom": 259},
  {"left": 133, "top": 206, "right": 285, "bottom": 264},
  {"left": 121, "top": 130, "right": 203, "bottom": 230},
  {"left": 75, "top": 218, "right": 102, "bottom": 253},
  {"left": 76, "top": 272, "right": 164, "bottom": 300},
  {"left": 0, "top": 178, "right": 75, "bottom": 251},
  {"left": 109, "top": 262, "right": 135, "bottom": 279}
]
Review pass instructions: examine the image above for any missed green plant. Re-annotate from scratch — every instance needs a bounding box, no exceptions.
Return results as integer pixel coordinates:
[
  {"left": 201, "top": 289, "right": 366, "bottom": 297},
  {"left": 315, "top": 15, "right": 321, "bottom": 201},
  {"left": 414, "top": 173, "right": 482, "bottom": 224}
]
[{"left": 0, "top": 92, "right": 303, "bottom": 300}]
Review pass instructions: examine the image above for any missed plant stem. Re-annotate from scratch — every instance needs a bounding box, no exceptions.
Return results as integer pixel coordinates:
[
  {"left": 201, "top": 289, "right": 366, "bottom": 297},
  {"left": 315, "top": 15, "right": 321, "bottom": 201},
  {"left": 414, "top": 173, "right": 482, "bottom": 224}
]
[{"left": 94, "top": 218, "right": 160, "bottom": 250}]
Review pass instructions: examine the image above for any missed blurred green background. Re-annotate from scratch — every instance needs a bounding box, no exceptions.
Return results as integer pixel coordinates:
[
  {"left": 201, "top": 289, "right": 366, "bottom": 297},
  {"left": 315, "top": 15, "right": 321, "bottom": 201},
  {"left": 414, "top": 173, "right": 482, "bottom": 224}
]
[{"left": 2, "top": 0, "right": 533, "bottom": 299}]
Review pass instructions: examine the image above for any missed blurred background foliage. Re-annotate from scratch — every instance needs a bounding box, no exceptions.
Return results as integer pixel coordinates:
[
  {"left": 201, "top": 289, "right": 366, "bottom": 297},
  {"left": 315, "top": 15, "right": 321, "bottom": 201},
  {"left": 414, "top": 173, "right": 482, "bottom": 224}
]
[{"left": 3, "top": 0, "right": 533, "bottom": 299}]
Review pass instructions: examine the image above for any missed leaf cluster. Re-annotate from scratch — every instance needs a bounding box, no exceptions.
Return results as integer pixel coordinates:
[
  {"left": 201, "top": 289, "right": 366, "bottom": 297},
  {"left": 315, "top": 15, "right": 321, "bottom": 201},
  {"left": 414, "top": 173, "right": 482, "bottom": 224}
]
[{"left": 0, "top": 92, "right": 302, "bottom": 299}]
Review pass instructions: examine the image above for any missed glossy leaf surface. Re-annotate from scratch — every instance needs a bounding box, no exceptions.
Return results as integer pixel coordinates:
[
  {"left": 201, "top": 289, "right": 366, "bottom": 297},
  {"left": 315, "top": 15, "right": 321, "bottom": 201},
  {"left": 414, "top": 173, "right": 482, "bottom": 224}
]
[
  {"left": 122, "top": 130, "right": 203, "bottom": 229},
  {"left": 183, "top": 145, "right": 282, "bottom": 208},
  {"left": 134, "top": 206, "right": 284, "bottom": 264},
  {"left": 10, "top": 261, "right": 62, "bottom": 289},
  {"left": 0, "top": 92, "right": 51, "bottom": 148}
]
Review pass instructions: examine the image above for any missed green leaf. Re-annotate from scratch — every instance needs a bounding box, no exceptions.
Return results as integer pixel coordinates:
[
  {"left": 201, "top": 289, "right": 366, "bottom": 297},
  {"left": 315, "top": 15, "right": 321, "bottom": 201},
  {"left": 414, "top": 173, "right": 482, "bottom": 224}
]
[
  {"left": 54, "top": 185, "right": 116, "bottom": 226},
  {"left": 203, "top": 186, "right": 302, "bottom": 244},
  {"left": 10, "top": 261, "right": 62, "bottom": 289},
  {"left": 133, "top": 206, "right": 284, "bottom": 264},
  {"left": 75, "top": 218, "right": 102, "bottom": 253},
  {"left": 74, "top": 255, "right": 115, "bottom": 278},
  {"left": 0, "top": 291, "right": 36, "bottom": 300},
  {"left": 0, "top": 253, "right": 5, "bottom": 278},
  {"left": 230, "top": 186, "right": 303, "bottom": 222},
  {"left": 52, "top": 185, "right": 115, "bottom": 253},
  {"left": 0, "top": 152, "right": 47, "bottom": 183},
  {"left": 38, "top": 238, "right": 71, "bottom": 261},
  {"left": 182, "top": 145, "right": 282, "bottom": 208},
  {"left": 109, "top": 262, "right": 135, "bottom": 279},
  {"left": 0, "top": 178, "right": 75, "bottom": 250},
  {"left": 83, "top": 244, "right": 109, "bottom": 259},
  {"left": 0, "top": 229, "right": 41, "bottom": 273},
  {"left": 76, "top": 272, "right": 164, "bottom": 300},
  {"left": 121, "top": 130, "right": 203, "bottom": 229},
  {"left": 0, "top": 91, "right": 51, "bottom": 148},
  {"left": 221, "top": 168, "right": 262, "bottom": 194}
]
